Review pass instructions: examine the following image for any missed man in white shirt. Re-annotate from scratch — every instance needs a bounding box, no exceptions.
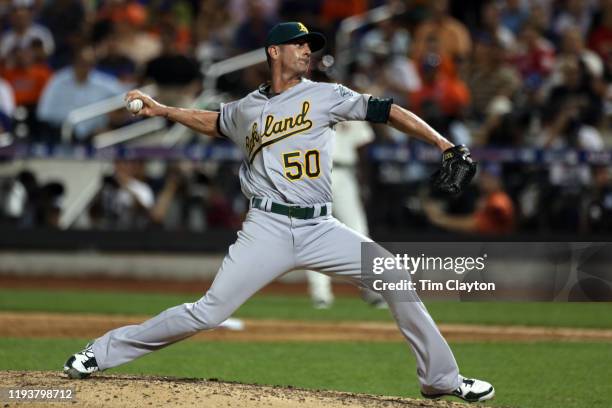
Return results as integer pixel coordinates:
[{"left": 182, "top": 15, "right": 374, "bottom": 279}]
[{"left": 0, "top": 1, "right": 55, "bottom": 58}]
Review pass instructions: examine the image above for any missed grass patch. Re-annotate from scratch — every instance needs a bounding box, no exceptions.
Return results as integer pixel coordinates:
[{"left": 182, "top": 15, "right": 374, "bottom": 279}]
[
  {"left": 0, "top": 288, "right": 611, "bottom": 328},
  {"left": 1, "top": 338, "right": 611, "bottom": 408}
]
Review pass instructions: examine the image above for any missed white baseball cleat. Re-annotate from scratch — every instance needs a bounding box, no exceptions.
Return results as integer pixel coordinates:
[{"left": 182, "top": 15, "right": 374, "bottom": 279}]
[
  {"left": 63, "top": 343, "right": 99, "bottom": 379},
  {"left": 422, "top": 375, "right": 495, "bottom": 403}
]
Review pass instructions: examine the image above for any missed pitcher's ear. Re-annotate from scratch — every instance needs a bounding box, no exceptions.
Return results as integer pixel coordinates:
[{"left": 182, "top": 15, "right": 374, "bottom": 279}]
[{"left": 268, "top": 45, "right": 280, "bottom": 59}]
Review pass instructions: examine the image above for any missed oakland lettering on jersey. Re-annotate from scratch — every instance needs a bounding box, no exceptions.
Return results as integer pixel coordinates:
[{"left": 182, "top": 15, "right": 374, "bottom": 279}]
[{"left": 246, "top": 101, "right": 313, "bottom": 162}]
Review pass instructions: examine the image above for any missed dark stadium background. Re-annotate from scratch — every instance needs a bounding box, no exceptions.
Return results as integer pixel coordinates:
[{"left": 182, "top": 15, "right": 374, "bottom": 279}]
[{"left": 0, "top": 0, "right": 610, "bottom": 252}]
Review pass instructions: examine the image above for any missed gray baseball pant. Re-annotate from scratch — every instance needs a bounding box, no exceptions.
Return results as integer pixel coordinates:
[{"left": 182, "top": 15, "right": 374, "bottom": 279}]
[{"left": 91, "top": 206, "right": 460, "bottom": 393}]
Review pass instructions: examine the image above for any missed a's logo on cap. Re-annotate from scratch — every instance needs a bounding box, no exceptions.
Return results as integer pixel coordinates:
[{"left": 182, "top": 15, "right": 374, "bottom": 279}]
[{"left": 297, "top": 22, "right": 308, "bottom": 33}]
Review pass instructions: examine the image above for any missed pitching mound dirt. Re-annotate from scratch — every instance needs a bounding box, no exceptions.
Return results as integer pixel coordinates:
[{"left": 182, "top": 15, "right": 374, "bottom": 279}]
[{"left": 1, "top": 371, "right": 474, "bottom": 408}]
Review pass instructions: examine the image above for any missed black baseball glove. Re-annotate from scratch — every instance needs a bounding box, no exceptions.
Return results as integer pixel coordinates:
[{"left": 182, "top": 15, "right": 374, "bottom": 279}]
[{"left": 431, "top": 145, "right": 477, "bottom": 196}]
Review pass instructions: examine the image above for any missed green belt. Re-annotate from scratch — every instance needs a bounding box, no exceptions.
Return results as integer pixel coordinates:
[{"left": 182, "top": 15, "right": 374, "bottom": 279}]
[{"left": 251, "top": 198, "right": 328, "bottom": 219}]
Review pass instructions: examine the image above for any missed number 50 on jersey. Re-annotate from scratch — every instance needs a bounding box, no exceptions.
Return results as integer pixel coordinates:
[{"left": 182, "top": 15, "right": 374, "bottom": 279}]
[{"left": 282, "top": 150, "right": 321, "bottom": 181}]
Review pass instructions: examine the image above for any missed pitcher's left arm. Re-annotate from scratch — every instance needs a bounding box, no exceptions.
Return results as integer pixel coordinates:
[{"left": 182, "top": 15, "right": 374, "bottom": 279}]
[{"left": 387, "top": 104, "right": 453, "bottom": 151}]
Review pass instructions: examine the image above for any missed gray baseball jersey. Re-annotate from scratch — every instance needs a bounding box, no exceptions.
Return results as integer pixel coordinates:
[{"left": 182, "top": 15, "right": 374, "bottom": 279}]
[
  {"left": 88, "top": 78, "right": 462, "bottom": 395},
  {"left": 219, "top": 78, "right": 368, "bottom": 205}
]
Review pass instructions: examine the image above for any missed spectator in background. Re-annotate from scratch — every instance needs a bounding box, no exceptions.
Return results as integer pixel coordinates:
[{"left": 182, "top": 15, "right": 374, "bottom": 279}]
[
  {"left": 583, "top": 165, "right": 612, "bottom": 233},
  {"left": 358, "top": 16, "right": 418, "bottom": 106},
  {"left": 229, "top": 0, "right": 278, "bottom": 93},
  {"left": 474, "top": 109, "right": 530, "bottom": 147},
  {"left": 535, "top": 57, "right": 604, "bottom": 232},
  {"left": 544, "top": 55, "right": 604, "bottom": 144},
  {"left": 413, "top": 29, "right": 458, "bottom": 80},
  {"left": 0, "top": 170, "right": 27, "bottom": 224},
  {"left": 149, "top": 162, "right": 242, "bottom": 231},
  {"left": 465, "top": 35, "right": 520, "bottom": 121},
  {"left": 0, "top": 42, "right": 51, "bottom": 136},
  {"left": 98, "top": 1, "right": 161, "bottom": 68},
  {"left": 552, "top": 0, "right": 594, "bottom": 39},
  {"left": 95, "top": 27, "right": 138, "bottom": 85},
  {"left": 233, "top": 0, "right": 278, "bottom": 52},
  {"left": 357, "top": 27, "right": 420, "bottom": 107},
  {"left": 411, "top": 0, "right": 472, "bottom": 68},
  {"left": 89, "top": 159, "right": 154, "bottom": 230},
  {"left": 143, "top": 23, "right": 202, "bottom": 108},
  {"left": 360, "top": 16, "right": 411, "bottom": 59},
  {"left": 499, "top": 0, "right": 529, "bottom": 35},
  {"left": 510, "top": 21, "right": 555, "bottom": 91},
  {"left": 0, "top": 76, "right": 15, "bottom": 133},
  {"left": 424, "top": 164, "right": 516, "bottom": 235},
  {"left": 35, "top": 180, "right": 65, "bottom": 228},
  {"left": 0, "top": 170, "right": 36, "bottom": 227},
  {"left": 590, "top": 3, "right": 612, "bottom": 126},
  {"left": 474, "top": 1, "right": 516, "bottom": 50},
  {"left": 37, "top": 47, "right": 126, "bottom": 144},
  {"left": 148, "top": 2, "right": 193, "bottom": 55},
  {"left": 28, "top": 37, "right": 49, "bottom": 66},
  {"left": 0, "top": 169, "right": 65, "bottom": 228},
  {"left": 553, "top": 28, "right": 604, "bottom": 82},
  {"left": 39, "top": 0, "right": 86, "bottom": 68},
  {"left": 0, "top": 0, "right": 54, "bottom": 59},
  {"left": 410, "top": 52, "right": 470, "bottom": 140},
  {"left": 149, "top": 163, "right": 191, "bottom": 229},
  {"left": 588, "top": 2, "right": 612, "bottom": 61},
  {"left": 194, "top": 0, "right": 235, "bottom": 67},
  {"left": 528, "top": 2, "right": 555, "bottom": 43}
]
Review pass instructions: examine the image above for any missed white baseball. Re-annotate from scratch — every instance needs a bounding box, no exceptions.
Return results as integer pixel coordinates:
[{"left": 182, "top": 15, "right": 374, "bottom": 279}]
[{"left": 127, "top": 99, "right": 144, "bottom": 113}]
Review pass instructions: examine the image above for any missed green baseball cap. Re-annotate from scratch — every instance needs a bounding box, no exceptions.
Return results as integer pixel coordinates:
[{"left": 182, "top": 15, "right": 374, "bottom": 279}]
[{"left": 265, "top": 22, "right": 326, "bottom": 52}]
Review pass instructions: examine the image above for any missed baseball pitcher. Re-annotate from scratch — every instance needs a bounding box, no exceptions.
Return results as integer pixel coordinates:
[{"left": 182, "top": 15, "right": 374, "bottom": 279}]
[{"left": 64, "top": 22, "right": 490, "bottom": 403}]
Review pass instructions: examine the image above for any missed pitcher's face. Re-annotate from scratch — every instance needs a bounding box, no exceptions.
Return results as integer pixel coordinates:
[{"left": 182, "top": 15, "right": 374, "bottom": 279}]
[{"left": 278, "top": 39, "right": 312, "bottom": 76}]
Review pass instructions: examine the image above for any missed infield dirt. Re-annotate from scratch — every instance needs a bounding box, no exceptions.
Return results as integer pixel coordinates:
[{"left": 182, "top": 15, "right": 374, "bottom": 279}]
[{"left": 1, "top": 312, "right": 611, "bottom": 342}]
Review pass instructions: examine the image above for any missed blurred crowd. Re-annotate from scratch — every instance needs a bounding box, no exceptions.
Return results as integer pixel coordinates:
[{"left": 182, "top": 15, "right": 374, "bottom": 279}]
[{"left": 0, "top": 0, "right": 611, "bottom": 235}]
